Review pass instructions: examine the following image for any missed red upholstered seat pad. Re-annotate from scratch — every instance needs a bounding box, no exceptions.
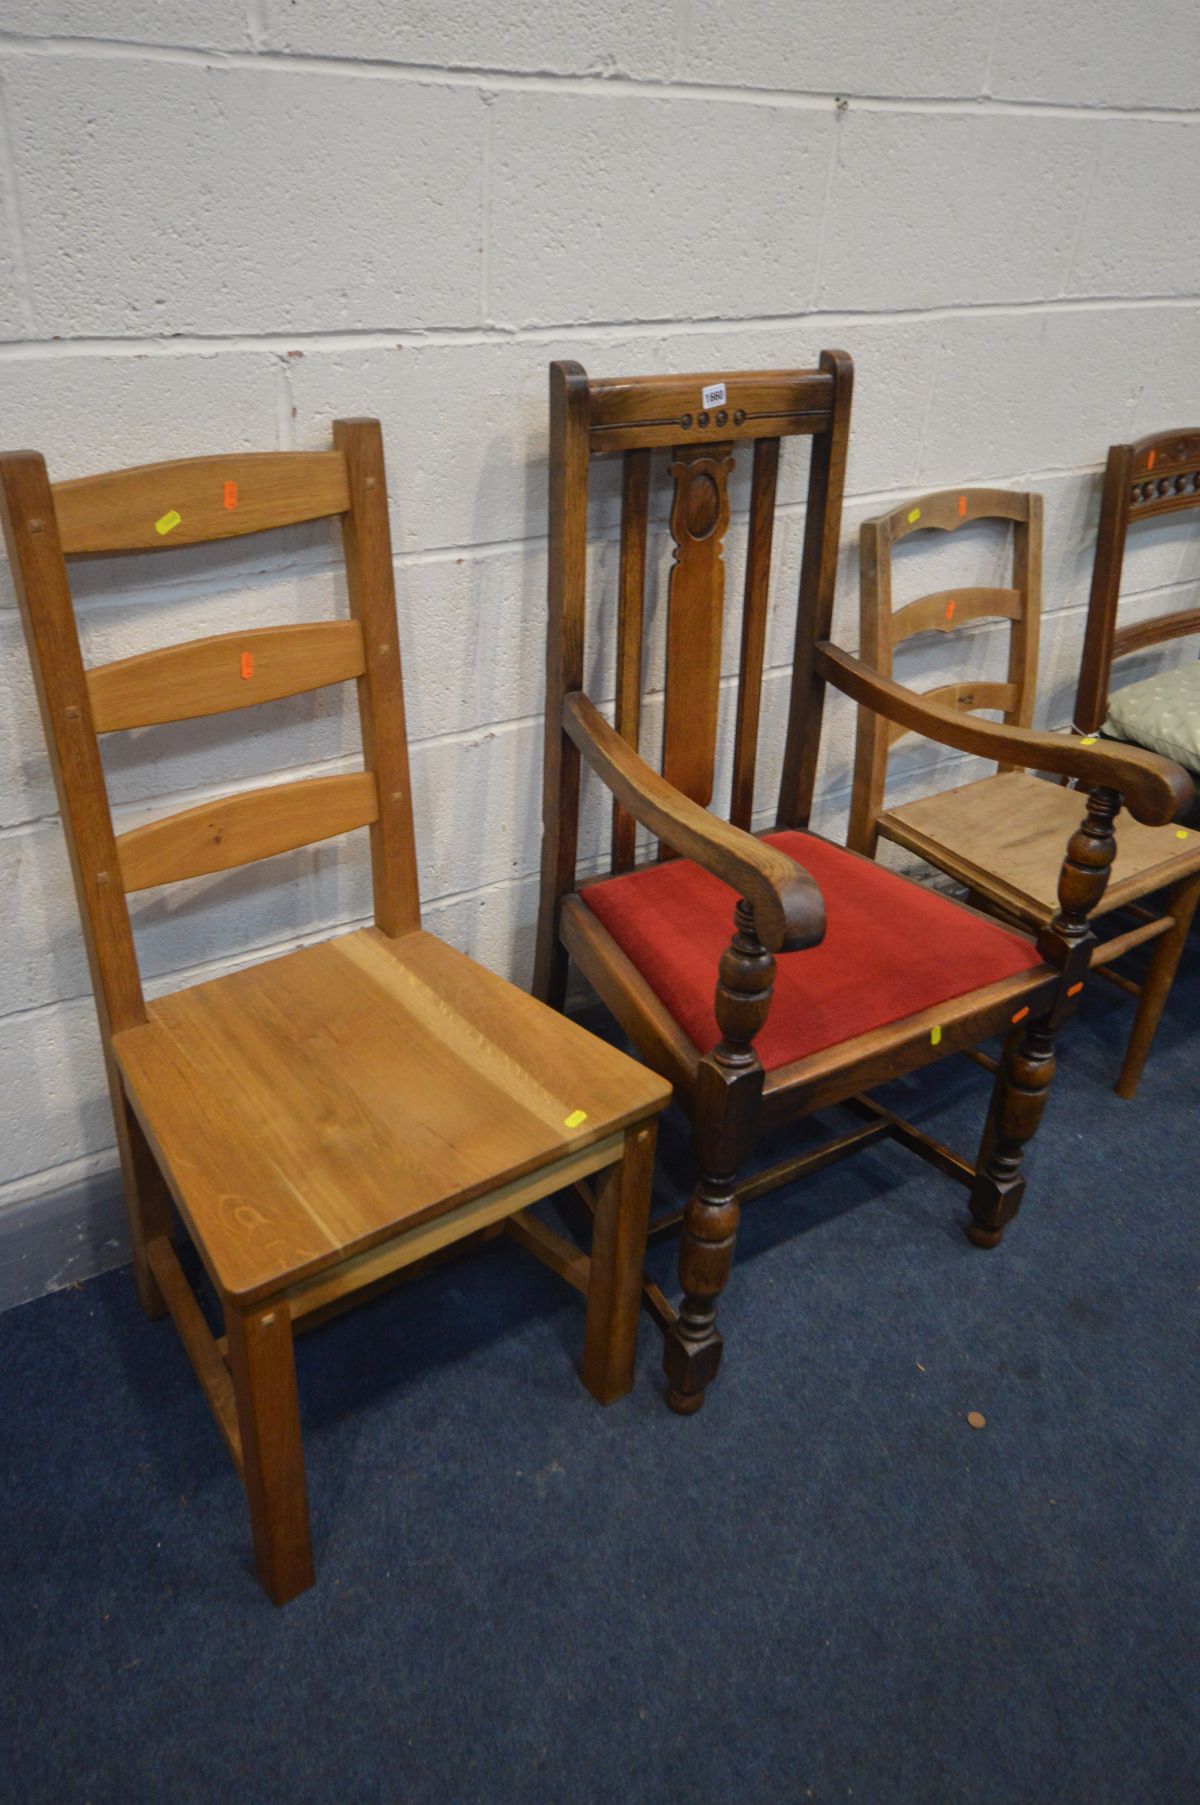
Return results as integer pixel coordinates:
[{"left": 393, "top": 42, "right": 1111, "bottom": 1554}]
[{"left": 580, "top": 830, "right": 1043, "bottom": 1072}]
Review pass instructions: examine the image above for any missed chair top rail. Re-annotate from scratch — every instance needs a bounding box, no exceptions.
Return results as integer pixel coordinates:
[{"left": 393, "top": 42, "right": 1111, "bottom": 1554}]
[{"left": 52, "top": 450, "right": 350, "bottom": 554}]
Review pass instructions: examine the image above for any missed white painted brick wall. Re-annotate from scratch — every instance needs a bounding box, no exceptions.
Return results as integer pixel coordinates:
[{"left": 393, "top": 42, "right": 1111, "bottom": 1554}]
[{"left": 0, "top": 1, "right": 1195, "bottom": 1304}]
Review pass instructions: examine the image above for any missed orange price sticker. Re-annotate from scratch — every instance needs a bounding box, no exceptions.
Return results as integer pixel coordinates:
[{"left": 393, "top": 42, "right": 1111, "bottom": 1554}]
[
  {"left": 1067, "top": 981, "right": 1084, "bottom": 997},
  {"left": 958, "top": 494, "right": 967, "bottom": 517},
  {"left": 240, "top": 652, "right": 254, "bottom": 680},
  {"left": 944, "top": 597, "right": 956, "bottom": 621},
  {"left": 1147, "top": 449, "right": 1157, "bottom": 470},
  {"left": 1011, "top": 1006, "right": 1029, "bottom": 1025},
  {"left": 223, "top": 480, "right": 238, "bottom": 510}
]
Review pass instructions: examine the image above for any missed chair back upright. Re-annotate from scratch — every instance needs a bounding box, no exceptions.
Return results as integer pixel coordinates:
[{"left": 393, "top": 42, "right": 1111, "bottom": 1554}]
[
  {"left": 0, "top": 421, "right": 419, "bottom": 1046},
  {"left": 847, "top": 486, "right": 1043, "bottom": 856}
]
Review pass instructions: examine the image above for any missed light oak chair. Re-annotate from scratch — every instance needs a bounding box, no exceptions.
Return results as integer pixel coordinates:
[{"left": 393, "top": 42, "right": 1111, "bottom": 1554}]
[
  {"left": 847, "top": 486, "right": 1200, "bottom": 1098},
  {"left": 534, "top": 358, "right": 1192, "bottom": 1415},
  {"left": 1075, "top": 427, "right": 1200, "bottom": 798},
  {"left": 1, "top": 423, "right": 668, "bottom": 1605}
]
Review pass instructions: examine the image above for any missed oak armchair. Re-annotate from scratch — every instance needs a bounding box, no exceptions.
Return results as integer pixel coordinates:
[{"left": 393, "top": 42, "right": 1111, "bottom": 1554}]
[
  {"left": 846, "top": 487, "right": 1200, "bottom": 1096},
  {"left": 534, "top": 356, "right": 1190, "bottom": 1416}
]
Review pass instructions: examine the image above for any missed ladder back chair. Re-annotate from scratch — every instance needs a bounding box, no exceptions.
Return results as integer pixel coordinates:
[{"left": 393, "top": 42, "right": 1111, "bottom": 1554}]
[
  {"left": 1, "top": 424, "right": 668, "bottom": 1605},
  {"left": 1075, "top": 428, "right": 1200, "bottom": 798},
  {"left": 847, "top": 486, "right": 1200, "bottom": 1097},
  {"left": 534, "top": 356, "right": 1190, "bottom": 1415}
]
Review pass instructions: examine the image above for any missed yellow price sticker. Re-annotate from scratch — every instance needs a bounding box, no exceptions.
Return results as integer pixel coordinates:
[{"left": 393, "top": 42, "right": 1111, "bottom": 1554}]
[
  {"left": 907, "top": 507, "right": 921, "bottom": 525},
  {"left": 1079, "top": 734, "right": 1098, "bottom": 745},
  {"left": 564, "top": 1109, "right": 588, "bottom": 1129},
  {"left": 155, "top": 508, "right": 181, "bottom": 536},
  {"left": 930, "top": 1025, "right": 942, "bottom": 1046}
]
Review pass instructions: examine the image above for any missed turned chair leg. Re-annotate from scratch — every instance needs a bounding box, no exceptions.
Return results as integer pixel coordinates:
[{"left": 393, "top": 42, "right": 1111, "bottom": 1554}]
[
  {"left": 225, "top": 1299, "right": 314, "bottom": 1606},
  {"left": 967, "top": 782, "right": 1120, "bottom": 1247},
  {"left": 1115, "top": 873, "right": 1200, "bottom": 1100},
  {"left": 581, "top": 1122, "right": 656, "bottom": 1405},
  {"left": 664, "top": 1158, "right": 743, "bottom": 1415},
  {"left": 966, "top": 1016, "right": 1057, "bottom": 1248},
  {"left": 663, "top": 899, "right": 771, "bottom": 1415}
]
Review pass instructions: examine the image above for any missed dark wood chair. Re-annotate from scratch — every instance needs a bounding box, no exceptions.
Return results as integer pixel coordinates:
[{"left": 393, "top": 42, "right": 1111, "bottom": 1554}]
[
  {"left": 534, "top": 357, "right": 1192, "bottom": 1415},
  {"left": 1, "top": 425, "right": 669, "bottom": 1604},
  {"left": 1075, "top": 428, "right": 1200, "bottom": 802},
  {"left": 847, "top": 486, "right": 1200, "bottom": 1097}
]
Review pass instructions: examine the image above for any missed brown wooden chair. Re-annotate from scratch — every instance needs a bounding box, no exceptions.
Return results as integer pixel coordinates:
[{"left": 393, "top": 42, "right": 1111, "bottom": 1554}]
[
  {"left": 1075, "top": 428, "right": 1200, "bottom": 799},
  {"left": 534, "top": 357, "right": 1192, "bottom": 1416},
  {"left": 847, "top": 486, "right": 1200, "bottom": 1098},
  {"left": 1, "top": 424, "right": 669, "bottom": 1605}
]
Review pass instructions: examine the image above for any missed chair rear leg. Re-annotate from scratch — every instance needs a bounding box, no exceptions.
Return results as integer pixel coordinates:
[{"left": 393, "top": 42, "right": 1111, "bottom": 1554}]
[
  {"left": 1115, "top": 873, "right": 1200, "bottom": 1100},
  {"left": 582, "top": 1122, "right": 656, "bottom": 1405},
  {"left": 966, "top": 1016, "right": 1057, "bottom": 1248},
  {"left": 225, "top": 1299, "right": 314, "bottom": 1606},
  {"left": 112, "top": 1075, "right": 172, "bottom": 1320}
]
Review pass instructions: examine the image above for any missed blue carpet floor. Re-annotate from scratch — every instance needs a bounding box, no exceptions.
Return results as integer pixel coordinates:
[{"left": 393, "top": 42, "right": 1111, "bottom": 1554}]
[{"left": 1, "top": 932, "right": 1197, "bottom": 1805}]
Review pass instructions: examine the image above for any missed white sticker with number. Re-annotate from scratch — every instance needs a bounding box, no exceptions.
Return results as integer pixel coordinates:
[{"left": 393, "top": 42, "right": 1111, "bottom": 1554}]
[{"left": 701, "top": 382, "right": 727, "bottom": 409}]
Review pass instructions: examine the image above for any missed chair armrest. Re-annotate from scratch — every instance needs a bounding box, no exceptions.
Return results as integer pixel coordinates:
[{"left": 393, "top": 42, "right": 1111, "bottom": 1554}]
[
  {"left": 563, "top": 692, "right": 825, "bottom": 953},
  {"left": 816, "top": 640, "right": 1194, "bottom": 826}
]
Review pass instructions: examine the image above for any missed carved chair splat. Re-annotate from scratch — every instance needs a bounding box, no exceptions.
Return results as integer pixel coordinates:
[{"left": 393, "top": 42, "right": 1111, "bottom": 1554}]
[
  {"left": 847, "top": 485, "right": 1200, "bottom": 1098},
  {"left": 534, "top": 361, "right": 1193, "bottom": 1413},
  {"left": 2, "top": 424, "right": 669, "bottom": 1604}
]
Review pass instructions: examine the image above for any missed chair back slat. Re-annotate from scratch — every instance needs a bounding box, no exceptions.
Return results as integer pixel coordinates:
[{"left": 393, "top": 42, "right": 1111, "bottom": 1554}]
[
  {"left": 1112, "top": 607, "right": 1200, "bottom": 662},
  {"left": 888, "top": 588, "right": 1023, "bottom": 641},
  {"left": 52, "top": 451, "right": 350, "bottom": 554},
  {"left": 116, "top": 771, "right": 379, "bottom": 893},
  {"left": 87, "top": 620, "right": 366, "bottom": 733},
  {"left": 1075, "top": 428, "right": 1200, "bottom": 734},
  {"left": 612, "top": 449, "right": 650, "bottom": 871},
  {"left": 883, "top": 681, "right": 1019, "bottom": 747},
  {"left": 848, "top": 488, "right": 1042, "bottom": 855},
  {"left": 661, "top": 442, "right": 734, "bottom": 815},
  {"left": 730, "top": 435, "right": 780, "bottom": 828}
]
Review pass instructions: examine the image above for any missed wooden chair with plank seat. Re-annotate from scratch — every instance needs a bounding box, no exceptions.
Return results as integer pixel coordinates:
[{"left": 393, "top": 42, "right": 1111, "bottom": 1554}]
[
  {"left": 0, "top": 423, "right": 669, "bottom": 1606},
  {"left": 846, "top": 486, "right": 1200, "bottom": 1099},
  {"left": 1075, "top": 428, "right": 1200, "bottom": 805},
  {"left": 533, "top": 357, "right": 1193, "bottom": 1415}
]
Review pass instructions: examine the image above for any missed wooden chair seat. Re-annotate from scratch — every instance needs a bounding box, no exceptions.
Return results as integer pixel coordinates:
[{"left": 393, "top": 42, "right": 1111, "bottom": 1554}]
[
  {"left": 579, "top": 829, "right": 1046, "bottom": 1072},
  {"left": 878, "top": 770, "right": 1200, "bottom": 930},
  {"left": 114, "top": 926, "right": 669, "bottom": 1310}
]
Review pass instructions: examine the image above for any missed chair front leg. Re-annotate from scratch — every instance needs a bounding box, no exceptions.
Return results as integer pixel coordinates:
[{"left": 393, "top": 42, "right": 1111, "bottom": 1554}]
[
  {"left": 225, "top": 1298, "right": 314, "bottom": 1606},
  {"left": 967, "top": 1017, "right": 1056, "bottom": 1246},
  {"left": 968, "top": 783, "right": 1121, "bottom": 1248},
  {"left": 664, "top": 900, "right": 772, "bottom": 1415}
]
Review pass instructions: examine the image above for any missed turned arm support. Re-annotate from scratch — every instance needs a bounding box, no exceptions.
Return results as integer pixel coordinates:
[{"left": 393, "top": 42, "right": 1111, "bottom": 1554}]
[
  {"left": 563, "top": 692, "right": 825, "bottom": 954},
  {"left": 817, "top": 640, "right": 1193, "bottom": 826}
]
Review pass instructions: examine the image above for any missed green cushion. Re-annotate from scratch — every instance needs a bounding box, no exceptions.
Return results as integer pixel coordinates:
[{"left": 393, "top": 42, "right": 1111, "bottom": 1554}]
[{"left": 1104, "top": 663, "right": 1200, "bottom": 775}]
